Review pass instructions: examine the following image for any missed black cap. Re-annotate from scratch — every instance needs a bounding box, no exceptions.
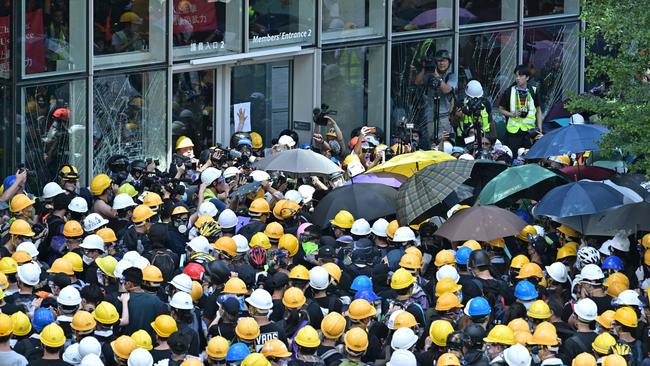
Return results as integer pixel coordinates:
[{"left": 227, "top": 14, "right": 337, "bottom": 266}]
[
  {"left": 270, "top": 272, "right": 289, "bottom": 291},
  {"left": 222, "top": 297, "right": 240, "bottom": 316},
  {"left": 50, "top": 273, "right": 72, "bottom": 289},
  {"left": 319, "top": 236, "right": 337, "bottom": 248},
  {"left": 317, "top": 245, "right": 336, "bottom": 259}
]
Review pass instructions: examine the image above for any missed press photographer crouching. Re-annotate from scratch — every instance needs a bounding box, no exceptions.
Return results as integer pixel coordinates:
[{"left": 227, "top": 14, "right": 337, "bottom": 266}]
[{"left": 450, "top": 80, "right": 496, "bottom": 158}]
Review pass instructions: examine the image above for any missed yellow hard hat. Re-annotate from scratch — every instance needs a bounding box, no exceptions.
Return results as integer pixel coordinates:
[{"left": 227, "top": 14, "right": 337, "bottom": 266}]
[
  {"left": 557, "top": 245, "right": 577, "bottom": 260},
  {"left": 606, "top": 280, "right": 628, "bottom": 297},
  {"left": 250, "top": 132, "right": 264, "bottom": 149},
  {"left": 604, "top": 272, "right": 630, "bottom": 288},
  {"left": 236, "top": 317, "right": 261, "bottom": 341},
  {"left": 596, "top": 310, "right": 616, "bottom": 330},
  {"left": 180, "top": 358, "right": 204, "bottom": 366},
  {"left": 483, "top": 324, "right": 516, "bottom": 345},
  {"left": 321, "top": 312, "right": 346, "bottom": 339},
  {"left": 96, "top": 256, "right": 118, "bottom": 278},
  {"left": 249, "top": 198, "right": 271, "bottom": 214},
  {"left": 347, "top": 299, "right": 377, "bottom": 320},
  {"left": 564, "top": 241, "right": 579, "bottom": 251},
  {"left": 386, "top": 220, "right": 399, "bottom": 239},
  {"left": 119, "top": 11, "right": 143, "bottom": 24},
  {"left": 342, "top": 154, "right": 360, "bottom": 167},
  {"left": 429, "top": 320, "right": 454, "bottom": 347},
  {"left": 206, "top": 336, "right": 229, "bottom": 359},
  {"left": 517, "top": 225, "right": 537, "bottom": 242},
  {"left": 614, "top": 306, "right": 638, "bottom": 328},
  {"left": 322, "top": 262, "right": 342, "bottom": 283},
  {"left": 142, "top": 265, "right": 163, "bottom": 283},
  {"left": 344, "top": 327, "right": 369, "bottom": 352},
  {"left": 40, "top": 323, "right": 66, "bottom": 348},
  {"left": 508, "top": 318, "right": 530, "bottom": 333},
  {"left": 602, "top": 354, "right": 628, "bottom": 366},
  {"left": 487, "top": 238, "right": 505, "bottom": 248},
  {"left": 400, "top": 253, "right": 422, "bottom": 270},
  {"left": 434, "top": 249, "right": 456, "bottom": 267},
  {"left": 0, "top": 257, "right": 17, "bottom": 274},
  {"left": 513, "top": 330, "right": 532, "bottom": 346},
  {"left": 11, "top": 250, "right": 32, "bottom": 265},
  {"left": 278, "top": 234, "right": 299, "bottom": 257},
  {"left": 435, "top": 278, "right": 462, "bottom": 297},
  {"left": 92, "top": 301, "right": 120, "bottom": 325},
  {"left": 213, "top": 237, "right": 237, "bottom": 257},
  {"left": 558, "top": 224, "right": 579, "bottom": 238},
  {"left": 572, "top": 353, "right": 597, "bottom": 366},
  {"left": 176, "top": 136, "right": 194, "bottom": 150},
  {"left": 264, "top": 222, "right": 284, "bottom": 240},
  {"left": 63, "top": 220, "right": 84, "bottom": 238},
  {"left": 131, "top": 330, "right": 153, "bottom": 350},
  {"left": 132, "top": 205, "right": 155, "bottom": 223},
  {"left": 592, "top": 332, "right": 616, "bottom": 355},
  {"left": 0, "top": 313, "right": 12, "bottom": 336},
  {"left": 90, "top": 174, "right": 112, "bottom": 196},
  {"left": 250, "top": 232, "right": 271, "bottom": 250},
  {"left": 144, "top": 192, "right": 163, "bottom": 208},
  {"left": 9, "top": 219, "right": 35, "bottom": 237},
  {"left": 527, "top": 300, "right": 552, "bottom": 319},
  {"left": 435, "top": 293, "right": 463, "bottom": 312},
  {"left": 390, "top": 268, "right": 415, "bottom": 290},
  {"left": 289, "top": 265, "right": 310, "bottom": 281},
  {"left": 111, "top": 335, "right": 138, "bottom": 360},
  {"left": 118, "top": 183, "right": 138, "bottom": 198},
  {"left": 151, "top": 315, "right": 178, "bottom": 338},
  {"left": 529, "top": 321, "right": 558, "bottom": 346},
  {"left": 63, "top": 252, "right": 84, "bottom": 272},
  {"left": 171, "top": 206, "right": 189, "bottom": 216},
  {"left": 330, "top": 210, "right": 354, "bottom": 229},
  {"left": 191, "top": 281, "right": 203, "bottom": 302},
  {"left": 241, "top": 353, "right": 271, "bottom": 366},
  {"left": 645, "top": 249, "right": 650, "bottom": 266},
  {"left": 194, "top": 215, "right": 215, "bottom": 229},
  {"left": 47, "top": 258, "right": 74, "bottom": 276},
  {"left": 59, "top": 165, "right": 79, "bottom": 180},
  {"left": 261, "top": 338, "right": 292, "bottom": 358},
  {"left": 405, "top": 246, "right": 423, "bottom": 260},
  {"left": 438, "top": 353, "right": 461, "bottom": 366},
  {"left": 294, "top": 325, "right": 320, "bottom": 348},
  {"left": 462, "top": 240, "right": 482, "bottom": 251},
  {"left": 11, "top": 311, "right": 31, "bottom": 337},
  {"left": 223, "top": 277, "right": 247, "bottom": 295},
  {"left": 71, "top": 310, "right": 96, "bottom": 332},
  {"left": 282, "top": 287, "right": 306, "bottom": 309},
  {"left": 273, "top": 200, "right": 300, "bottom": 221},
  {"left": 0, "top": 272, "right": 8, "bottom": 290},
  {"left": 394, "top": 311, "right": 418, "bottom": 329},
  {"left": 10, "top": 194, "right": 36, "bottom": 213},
  {"left": 510, "top": 255, "right": 530, "bottom": 270}
]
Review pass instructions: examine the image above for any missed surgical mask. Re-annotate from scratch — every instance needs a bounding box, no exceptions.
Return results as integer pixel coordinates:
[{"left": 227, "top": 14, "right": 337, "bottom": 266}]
[
  {"left": 82, "top": 254, "right": 94, "bottom": 265},
  {"left": 177, "top": 224, "right": 187, "bottom": 234}
]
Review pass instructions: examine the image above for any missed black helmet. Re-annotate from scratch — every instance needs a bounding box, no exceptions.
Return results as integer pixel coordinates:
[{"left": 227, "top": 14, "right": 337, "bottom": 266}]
[
  {"left": 446, "top": 331, "right": 468, "bottom": 351},
  {"left": 206, "top": 260, "right": 231, "bottom": 285},
  {"left": 435, "top": 49, "right": 452, "bottom": 62},
  {"left": 468, "top": 249, "right": 491, "bottom": 269},
  {"left": 130, "top": 159, "right": 147, "bottom": 173},
  {"left": 230, "top": 132, "right": 251, "bottom": 149},
  {"left": 463, "top": 324, "right": 486, "bottom": 348}
]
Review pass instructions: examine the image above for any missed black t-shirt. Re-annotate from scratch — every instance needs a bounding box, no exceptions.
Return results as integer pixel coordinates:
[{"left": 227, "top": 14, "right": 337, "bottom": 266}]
[
  {"left": 28, "top": 358, "right": 72, "bottom": 366},
  {"left": 270, "top": 299, "right": 286, "bottom": 322},
  {"left": 150, "top": 349, "right": 172, "bottom": 363},
  {"left": 591, "top": 294, "right": 614, "bottom": 314},
  {"left": 208, "top": 322, "right": 236, "bottom": 343},
  {"left": 120, "top": 292, "right": 167, "bottom": 335},
  {"left": 562, "top": 332, "right": 598, "bottom": 361},
  {"left": 316, "top": 345, "right": 343, "bottom": 366},
  {"left": 255, "top": 322, "right": 288, "bottom": 352}
]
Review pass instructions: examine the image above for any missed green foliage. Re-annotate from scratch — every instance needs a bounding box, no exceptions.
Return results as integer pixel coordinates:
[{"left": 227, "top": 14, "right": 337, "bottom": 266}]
[{"left": 567, "top": 0, "right": 650, "bottom": 173}]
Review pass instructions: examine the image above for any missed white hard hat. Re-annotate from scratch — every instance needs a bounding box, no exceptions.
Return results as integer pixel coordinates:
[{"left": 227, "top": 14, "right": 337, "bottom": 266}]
[
  {"left": 608, "top": 232, "right": 630, "bottom": 252},
  {"left": 80, "top": 234, "right": 106, "bottom": 252},
  {"left": 578, "top": 264, "right": 605, "bottom": 282},
  {"left": 223, "top": 167, "right": 239, "bottom": 179},
  {"left": 16, "top": 241, "right": 39, "bottom": 257},
  {"left": 113, "top": 193, "right": 137, "bottom": 211},
  {"left": 284, "top": 190, "right": 303, "bottom": 204},
  {"left": 79, "top": 336, "right": 102, "bottom": 358},
  {"left": 122, "top": 251, "right": 141, "bottom": 265},
  {"left": 250, "top": 170, "right": 271, "bottom": 182},
  {"left": 436, "top": 264, "right": 460, "bottom": 283},
  {"left": 127, "top": 348, "right": 154, "bottom": 366},
  {"left": 80, "top": 354, "right": 104, "bottom": 366},
  {"left": 459, "top": 153, "right": 475, "bottom": 161},
  {"left": 170, "top": 291, "right": 194, "bottom": 310},
  {"left": 170, "top": 273, "right": 193, "bottom": 293},
  {"left": 43, "top": 182, "right": 65, "bottom": 199},
  {"left": 201, "top": 167, "right": 222, "bottom": 186},
  {"left": 503, "top": 344, "right": 531, "bottom": 366},
  {"left": 233, "top": 234, "right": 249, "bottom": 254},
  {"left": 386, "top": 310, "right": 405, "bottom": 330},
  {"left": 245, "top": 289, "right": 273, "bottom": 310},
  {"left": 466, "top": 80, "right": 484, "bottom": 98},
  {"left": 443, "top": 141, "right": 453, "bottom": 155},
  {"left": 386, "top": 349, "right": 417, "bottom": 366},
  {"left": 371, "top": 218, "right": 389, "bottom": 237},
  {"left": 133, "top": 256, "right": 150, "bottom": 270},
  {"left": 391, "top": 327, "right": 419, "bottom": 350},
  {"left": 83, "top": 213, "right": 109, "bottom": 232},
  {"left": 615, "top": 290, "right": 642, "bottom": 307},
  {"left": 570, "top": 113, "right": 585, "bottom": 125},
  {"left": 598, "top": 241, "right": 611, "bottom": 256},
  {"left": 218, "top": 209, "right": 238, "bottom": 229},
  {"left": 63, "top": 343, "right": 82, "bottom": 365},
  {"left": 278, "top": 135, "right": 295, "bottom": 147},
  {"left": 298, "top": 185, "right": 316, "bottom": 204},
  {"left": 545, "top": 262, "right": 568, "bottom": 283},
  {"left": 393, "top": 227, "right": 416, "bottom": 242},
  {"left": 198, "top": 202, "right": 218, "bottom": 218},
  {"left": 309, "top": 266, "right": 330, "bottom": 290},
  {"left": 533, "top": 225, "right": 545, "bottom": 238},
  {"left": 17, "top": 262, "right": 41, "bottom": 286},
  {"left": 574, "top": 298, "right": 598, "bottom": 321},
  {"left": 68, "top": 197, "right": 89, "bottom": 213},
  {"left": 58, "top": 285, "right": 82, "bottom": 306},
  {"left": 351, "top": 219, "right": 371, "bottom": 236},
  {"left": 113, "top": 260, "right": 135, "bottom": 279},
  {"left": 186, "top": 236, "right": 212, "bottom": 254}
]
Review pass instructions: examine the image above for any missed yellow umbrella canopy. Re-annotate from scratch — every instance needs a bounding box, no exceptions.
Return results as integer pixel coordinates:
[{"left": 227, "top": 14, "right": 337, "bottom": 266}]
[{"left": 366, "top": 150, "right": 456, "bottom": 177}]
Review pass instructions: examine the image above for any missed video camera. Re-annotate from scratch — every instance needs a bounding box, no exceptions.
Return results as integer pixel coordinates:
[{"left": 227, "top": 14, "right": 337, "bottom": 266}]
[
  {"left": 312, "top": 104, "right": 337, "bottom": 126},
  {"left": 462, "top": 97, "right": 484, "bottom": 118}
]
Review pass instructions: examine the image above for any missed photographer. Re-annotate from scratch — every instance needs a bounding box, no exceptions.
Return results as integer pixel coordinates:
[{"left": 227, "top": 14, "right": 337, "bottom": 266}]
[
  {"left": 451, "top": 80, "right": 495, "bottom": 148},
  {"left": 414, "top": 49, "right": 458, "bottom": 147},
  {"left": 169, "top": 136, "right": 199, "bottom": 182}
]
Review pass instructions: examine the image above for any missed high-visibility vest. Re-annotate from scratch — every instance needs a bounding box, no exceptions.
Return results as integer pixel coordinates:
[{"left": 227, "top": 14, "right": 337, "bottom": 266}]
[
  {"left": 457, "top": 98, "right": 490, "bottom": 136},
  {"left": 506, "top": 86, "right": 537, "bottom": 133}
]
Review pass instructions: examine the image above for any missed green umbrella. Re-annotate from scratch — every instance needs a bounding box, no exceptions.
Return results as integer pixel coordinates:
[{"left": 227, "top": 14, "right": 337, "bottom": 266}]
[
  {"left": 397, "top": 159, "right": 474, "bottom": 225},
  {"left": 478, "top": 164, "right": 569, "bottom": 206}
]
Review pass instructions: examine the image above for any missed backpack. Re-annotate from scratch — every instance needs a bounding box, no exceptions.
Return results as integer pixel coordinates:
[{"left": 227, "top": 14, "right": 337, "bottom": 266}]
[
  {"left": 383, "top": 298, "right": 425, "bottom": 325},
  {"left": 471, "top": 278, "right": 507, "bottom": 325},
  {"left": 150, "top": 249, "right": 176, "bottom": 282}
]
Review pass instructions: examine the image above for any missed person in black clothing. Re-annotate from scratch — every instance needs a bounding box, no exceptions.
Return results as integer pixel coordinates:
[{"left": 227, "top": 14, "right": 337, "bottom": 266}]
[
  {"left": 561, "top": 298, "right": 599, "bottom": 362},
  {"left": 120, "top": 267, "right": 167, "bottom": 336},
  {"left": 548, "top": 297, "right": 575, "bottom": 345},
  {"left": 120, "top": 208, "right": 154, "bottom": 255},
  {"left": 30, "top": 324, "right": 71, "bottom": 366},
  {"left": 238, "top": 199, "right": 269, "bottom": 241},
  {"left": 207, "top": 297, "right": 239, "bottom": 343},
  {"left": 463, "top": 324, "right": 490, "bottom": 366},
  {"left": 167, "top": 329, "right": 192, "bottom": 366},
  {"left": 169, "top": 292, "right": 201, "bottom": 356},
  {"left": 41, "top": 193, "right": 70, "bottom": 263}
]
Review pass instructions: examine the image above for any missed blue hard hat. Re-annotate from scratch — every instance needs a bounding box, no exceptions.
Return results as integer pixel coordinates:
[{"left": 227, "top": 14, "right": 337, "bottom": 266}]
[
  {"left": 2, "top": 175, "right": 16, "bottom": 191},
  {"left": 355, "top": 289, "right": 380, "bottom": 302},
  {"left": 33, "top": 307, "right": 55, "bottom": 332},
  {"left": 464, "top": 296, "right": 490, "bottom": 317},
  {"left": 514, "top": 279, "right": 538, "bottom": 301},
  {"left": 350, "top": 275, "right": 373, "bottom": 292},
  {"left": 601, "top": 255, "right": 624, "bottom": 271},
  {"left": 455, "top": 246, "right": 472, "bottom": 265},
  {"left": 300, "top": 144, "right": 311, "bottom": 150},
  {"left": 237, "top": 138, "right": 252, "bottom": 147},
  {"left": 226, "top": 342, "right": 250, "bottom": 362}
]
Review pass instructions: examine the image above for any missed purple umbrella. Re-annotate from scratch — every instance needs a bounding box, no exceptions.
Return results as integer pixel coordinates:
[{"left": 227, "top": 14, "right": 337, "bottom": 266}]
[
  {"left": 345, "top": 173, "right": 407, "bottom": 188},
  {"left": 410, "top": 8, "right": 476, "bottom": 28}
]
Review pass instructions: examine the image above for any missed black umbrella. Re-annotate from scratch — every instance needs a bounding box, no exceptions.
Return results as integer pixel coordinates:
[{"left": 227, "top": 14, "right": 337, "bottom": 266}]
[
  {"left": 465, "top": 160, "right": 508, "bottom": 194},
  {"left": 311, "top": 183, "right": 398, "bottom": 228}
]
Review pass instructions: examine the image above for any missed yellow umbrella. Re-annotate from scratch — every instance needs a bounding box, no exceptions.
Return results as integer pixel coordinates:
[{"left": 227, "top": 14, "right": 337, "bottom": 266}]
[{"left": 366, "top": 150, "right": 455, "bottom": 177}]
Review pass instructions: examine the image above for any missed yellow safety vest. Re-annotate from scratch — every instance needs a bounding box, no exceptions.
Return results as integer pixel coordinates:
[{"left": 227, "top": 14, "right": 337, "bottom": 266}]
[
  {"left": 458, "top": 99, "right": 490, "bottom": 136},
  {"left": 506, "top": 86, "right": 537, "bottom": 134}
]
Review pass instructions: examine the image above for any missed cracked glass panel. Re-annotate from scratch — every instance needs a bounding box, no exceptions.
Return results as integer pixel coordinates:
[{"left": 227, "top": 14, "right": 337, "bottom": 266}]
[
  {"left": 523, "top": 23, "right": 579, "bottom": 118},
  {"left": 93, "top": 70, "right": 167, "bottom": 176},
  {"left": 172, "top": 70, "right": 214, "bottom": 154},
  {"left": 21, "top": 80, "right": 87, "bottom": 190}
]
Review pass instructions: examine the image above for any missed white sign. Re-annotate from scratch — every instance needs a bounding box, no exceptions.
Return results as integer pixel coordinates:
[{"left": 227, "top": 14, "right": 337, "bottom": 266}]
[{"left": 233, "top": 102, "right": 252, "bottom": 132}]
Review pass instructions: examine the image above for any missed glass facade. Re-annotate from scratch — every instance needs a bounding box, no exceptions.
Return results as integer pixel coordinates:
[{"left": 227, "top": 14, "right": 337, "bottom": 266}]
[
  {"left": 460, "top": 0, "right": 518, "bottom": 25},
  {"left": 0, "top": 83, "right": 12, "bottom": 175},
  {"left": 172, "top": 70, "right": 215, "bottom": 153},
  {"left": 0, "top": 3, "right": 10, "bottom": 79},
  {"left": 525, "top": 0, "right": 580, "bottom": 17},
  {"left": 322, "top": 0, "right": 385, "bottom": 42},
  {"left": 249, "top": 0, "right": 315, "bottom": 49},
  {"left": 393, "top": 0, "right": 454, "bottom": 33}
]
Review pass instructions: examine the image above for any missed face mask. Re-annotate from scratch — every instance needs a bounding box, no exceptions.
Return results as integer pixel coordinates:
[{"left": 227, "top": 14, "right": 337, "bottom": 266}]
[
  {"left": 82, "top": 254, "right": 94, "bottom": 265},
  {"left": 177, "top": 224, "right": 187, "bottom": 234},
  {"left": 181, "top": 192, "right": 188, "bottom": 202}
]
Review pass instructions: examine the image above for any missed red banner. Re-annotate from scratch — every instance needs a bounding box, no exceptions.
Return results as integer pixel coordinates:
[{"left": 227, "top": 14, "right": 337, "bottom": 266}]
[
  {"left": 25, "top": 8, "right": 45, "bottom": 74},
  {"left": 173, "top": 0, "right": 218, "bottom": 35},
  {"left": 0, "top": 15, "right": 9, "bottom": 76}
]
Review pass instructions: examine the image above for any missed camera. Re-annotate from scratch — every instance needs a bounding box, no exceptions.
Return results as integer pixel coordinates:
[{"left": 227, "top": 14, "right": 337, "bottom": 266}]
[
  {"left": 174, "top": 157, "right": 196, "bottom": 171},
  {"left": 424, "top": 56, "right": 437, "bottom": 71},
  {"left": 462, "top": 97, "right": 484, "bottom": 117},
  {"left": 430, "top": 77, "right": 442, "bottom": 90},
  {"left": 312, "top": 104, "right": 337, "bottom": 126},
  {"left": 145, "top": 158, "right": 160, "bottom": 167}
]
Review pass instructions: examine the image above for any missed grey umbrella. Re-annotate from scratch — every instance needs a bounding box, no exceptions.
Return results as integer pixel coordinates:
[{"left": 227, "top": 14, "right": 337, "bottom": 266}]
[
  {"left": 435, "top": 205, "right": 527, "bottom": 242},
  {"left": 253, "top": 149, "right": 343, "bottom": 177}
]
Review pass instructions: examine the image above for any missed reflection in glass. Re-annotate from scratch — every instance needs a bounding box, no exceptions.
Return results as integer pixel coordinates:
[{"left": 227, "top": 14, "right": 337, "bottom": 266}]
[
  {"left": 460, "top": 0, "right": 517, "bottom": 25},
  {"left": 22, "top": 80, "right": 87, "bottom": 191},
  {"left": 523, "top": 23, "right": 579, "bottom": 116},
  {"left": 23, "top": 0, "right": 86, "bottom": 75},
  {"left": 524, "top": 0, "right": 579, "bottom": 17},
  {"left": 0, "top": 2, "right": 10, "bottom": 79},
  {"left": 231, "top": 62, "right": 291, "bottom": 146},
  {"left": 458, "top": 31, "right": 518, "bottom": 105},
  {"left": 392, "top": 0, "right": 454, "bottom": 32},
  {"left": 249, "top": 0, "right": 315, "bottom": 48},
  {"left": 172, "top": 71, "right": 214, "bottom": 154},
  {"left": 173, "top": 0, "right": 242, "bottom": 59},
  {"left": 93, "top": 71, "right": 167, "bottom": 176},
  {"left": 321, "top": 45, "right": 385, "bottom": 144},
  {"left": 322, "top": 0, "right": 385, "bottom": 41},
  {"left": 0, "top": 83, "right": 12, "bottom": 177}
]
